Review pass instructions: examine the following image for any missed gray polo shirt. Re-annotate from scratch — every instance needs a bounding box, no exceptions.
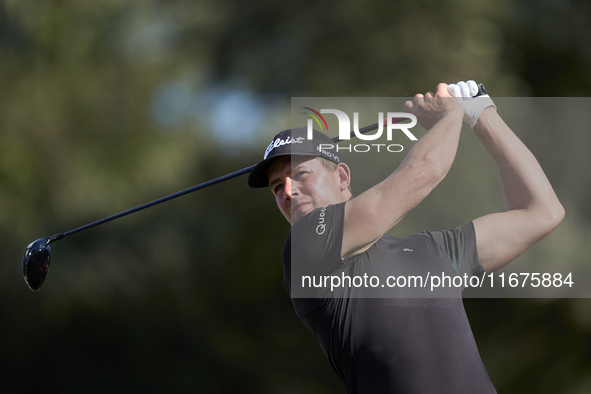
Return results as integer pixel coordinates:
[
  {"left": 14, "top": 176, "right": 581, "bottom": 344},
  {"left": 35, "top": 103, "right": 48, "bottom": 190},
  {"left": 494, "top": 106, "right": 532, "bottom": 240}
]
[{"left": 283, "top": 202, "right": 496, "bottom": 393}]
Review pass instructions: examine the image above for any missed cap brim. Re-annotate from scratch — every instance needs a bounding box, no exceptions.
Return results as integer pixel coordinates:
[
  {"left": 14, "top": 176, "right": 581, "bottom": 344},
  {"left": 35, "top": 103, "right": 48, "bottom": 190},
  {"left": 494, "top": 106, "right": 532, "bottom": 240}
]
[{"left": 247, "top": 155, "right": 283, "bottom": 188}]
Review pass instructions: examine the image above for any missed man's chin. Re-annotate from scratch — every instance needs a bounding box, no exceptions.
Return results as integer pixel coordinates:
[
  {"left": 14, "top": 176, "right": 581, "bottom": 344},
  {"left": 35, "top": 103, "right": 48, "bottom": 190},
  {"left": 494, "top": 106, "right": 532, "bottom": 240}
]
[{"left": 291, "top": 205, "right": 313, "bottom": 223}]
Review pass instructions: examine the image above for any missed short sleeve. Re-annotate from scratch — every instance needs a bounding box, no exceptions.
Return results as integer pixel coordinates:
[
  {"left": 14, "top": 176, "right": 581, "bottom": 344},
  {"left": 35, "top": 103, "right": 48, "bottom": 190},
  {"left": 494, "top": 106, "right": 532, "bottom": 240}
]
[{"left": 421, "top": 221, "right": 484, "bottom": 277}]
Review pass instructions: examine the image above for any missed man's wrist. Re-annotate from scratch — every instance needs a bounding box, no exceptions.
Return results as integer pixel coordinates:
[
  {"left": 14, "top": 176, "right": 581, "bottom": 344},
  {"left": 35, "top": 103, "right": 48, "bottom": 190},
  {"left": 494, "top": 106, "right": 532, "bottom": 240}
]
[
  {"left": 473, "top": 106, "right": 498, "bottom": 131},
  {"left": 444, "top": 108, "right": 465, "bottom": 123}
]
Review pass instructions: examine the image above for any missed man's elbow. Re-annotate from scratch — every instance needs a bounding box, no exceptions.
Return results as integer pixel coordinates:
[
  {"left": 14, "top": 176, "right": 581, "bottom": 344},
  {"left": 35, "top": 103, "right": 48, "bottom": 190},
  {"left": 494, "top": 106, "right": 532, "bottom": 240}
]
[
  {"left": 420, "top": 155, "right": 449, "bottom": 186},
  {"left": 540, "top": 201, "right": 565, "bottom": 236},
  {"left": 550, "top": 202, "right": 566, "bottom": 228}
]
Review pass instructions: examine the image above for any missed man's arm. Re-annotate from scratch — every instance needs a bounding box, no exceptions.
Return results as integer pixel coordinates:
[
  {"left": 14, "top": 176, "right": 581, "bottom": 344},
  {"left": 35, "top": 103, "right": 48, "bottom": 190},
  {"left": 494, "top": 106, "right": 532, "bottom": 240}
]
[
  {"left": 471, "top": 108, "right": 565, "bottom": 272},
  {"left": 341, "top": 84, "right": 464, "bottom": 258}
]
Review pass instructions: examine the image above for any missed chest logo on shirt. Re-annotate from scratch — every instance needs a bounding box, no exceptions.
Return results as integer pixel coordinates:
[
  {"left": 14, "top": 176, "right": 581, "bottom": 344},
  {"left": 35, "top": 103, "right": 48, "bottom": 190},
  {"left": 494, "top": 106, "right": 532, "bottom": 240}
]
[
  {"left": 316, "top": 207, "right": 327, "bottom": 235},
  {"left": 403, "top": 248, "right": 414, "bottom": 252}
]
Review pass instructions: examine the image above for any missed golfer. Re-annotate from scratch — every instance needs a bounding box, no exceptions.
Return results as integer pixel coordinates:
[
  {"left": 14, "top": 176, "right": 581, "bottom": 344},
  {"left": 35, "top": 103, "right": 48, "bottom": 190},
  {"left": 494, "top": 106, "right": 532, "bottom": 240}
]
[{"left": 248, "top": 82, "right": 564, "bottom": 393}]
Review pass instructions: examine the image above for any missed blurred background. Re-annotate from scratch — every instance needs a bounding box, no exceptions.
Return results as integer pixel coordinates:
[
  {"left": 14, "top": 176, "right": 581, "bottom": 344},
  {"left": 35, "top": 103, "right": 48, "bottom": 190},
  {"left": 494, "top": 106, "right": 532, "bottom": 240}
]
[{"left": 1, "top": 0, "right": 590, "bottom": 392}]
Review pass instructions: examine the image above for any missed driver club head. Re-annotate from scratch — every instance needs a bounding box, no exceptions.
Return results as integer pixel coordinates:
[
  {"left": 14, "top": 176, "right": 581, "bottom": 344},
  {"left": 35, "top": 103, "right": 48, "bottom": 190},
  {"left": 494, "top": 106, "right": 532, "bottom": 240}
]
[{"left": 22, "top": 237, "right": 52, "bottom": 291}]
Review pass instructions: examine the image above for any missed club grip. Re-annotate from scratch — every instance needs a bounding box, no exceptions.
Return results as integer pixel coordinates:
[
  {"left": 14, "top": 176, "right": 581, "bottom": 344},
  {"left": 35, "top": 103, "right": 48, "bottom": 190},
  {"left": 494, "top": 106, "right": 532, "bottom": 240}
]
[{"left": 477, "top": 83, "right": 488, "bottom": 97}]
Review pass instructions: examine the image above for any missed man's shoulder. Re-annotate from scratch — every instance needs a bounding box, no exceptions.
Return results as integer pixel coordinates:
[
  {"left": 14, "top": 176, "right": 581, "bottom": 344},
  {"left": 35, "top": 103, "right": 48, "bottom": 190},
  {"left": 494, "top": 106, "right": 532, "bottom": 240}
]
[
  {"left": 290, "top": 203, "right": 346, "bottom": 236},
  {"left": 283, "top": 203, "right": 347, "bottom": 264}
]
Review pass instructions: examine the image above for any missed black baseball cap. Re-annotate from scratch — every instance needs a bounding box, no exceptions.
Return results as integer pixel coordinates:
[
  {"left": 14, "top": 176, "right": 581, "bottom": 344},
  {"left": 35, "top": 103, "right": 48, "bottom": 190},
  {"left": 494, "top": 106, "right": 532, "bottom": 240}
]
[{"left": 247, "top": 127, "right": 344, "bottom": 188}]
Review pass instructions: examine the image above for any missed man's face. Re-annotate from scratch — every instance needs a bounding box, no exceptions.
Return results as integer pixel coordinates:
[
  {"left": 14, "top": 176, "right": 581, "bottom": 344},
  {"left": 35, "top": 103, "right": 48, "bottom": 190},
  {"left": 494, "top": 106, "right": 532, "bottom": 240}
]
[{"left": 268, "top": 156, "right": 346, "bottom": 225}]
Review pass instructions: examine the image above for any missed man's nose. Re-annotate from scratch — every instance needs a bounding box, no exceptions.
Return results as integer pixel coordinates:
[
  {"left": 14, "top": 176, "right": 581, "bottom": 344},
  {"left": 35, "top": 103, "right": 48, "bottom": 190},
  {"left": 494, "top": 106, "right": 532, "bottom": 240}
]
[{"left": 284, "top": 177, "right": 292, "bottom": 199}]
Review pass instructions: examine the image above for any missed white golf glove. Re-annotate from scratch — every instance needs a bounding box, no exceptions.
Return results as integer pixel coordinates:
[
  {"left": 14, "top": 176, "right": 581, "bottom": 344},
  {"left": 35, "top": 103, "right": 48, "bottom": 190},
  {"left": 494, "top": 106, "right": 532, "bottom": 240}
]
[{"left": 447, "top": 80, "right": 496, "bottom": 128}]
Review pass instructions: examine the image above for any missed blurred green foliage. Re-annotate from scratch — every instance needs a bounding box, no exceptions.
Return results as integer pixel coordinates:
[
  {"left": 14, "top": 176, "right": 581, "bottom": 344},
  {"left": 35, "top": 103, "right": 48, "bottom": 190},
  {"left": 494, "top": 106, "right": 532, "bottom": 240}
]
[{"left": 1, "top": 0, "right": 590, "bottom": 393}]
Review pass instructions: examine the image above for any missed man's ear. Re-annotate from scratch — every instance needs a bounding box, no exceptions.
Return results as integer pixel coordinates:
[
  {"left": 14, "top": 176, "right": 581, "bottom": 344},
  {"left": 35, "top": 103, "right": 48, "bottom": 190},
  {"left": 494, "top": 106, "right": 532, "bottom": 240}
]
[{"left": 336, "top": 163, "right": 351, "bottom": 192}]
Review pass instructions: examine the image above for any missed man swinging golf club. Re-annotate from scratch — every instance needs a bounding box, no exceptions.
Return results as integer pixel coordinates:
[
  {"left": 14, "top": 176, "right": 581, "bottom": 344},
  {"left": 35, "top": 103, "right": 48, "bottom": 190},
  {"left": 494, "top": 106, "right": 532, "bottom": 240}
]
[{"left": 248, "top": 81, "right": 564, "bottom": 393}]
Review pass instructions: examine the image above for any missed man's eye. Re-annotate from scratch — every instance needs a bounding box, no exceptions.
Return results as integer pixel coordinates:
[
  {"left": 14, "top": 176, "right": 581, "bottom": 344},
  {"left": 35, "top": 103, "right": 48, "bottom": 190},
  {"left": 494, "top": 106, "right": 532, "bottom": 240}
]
[
  {"left": 295, "top": 171, "right": 306, "bottom": 178},
  {"left": 274, "top": 184, "right": 284, "bottom": 194}
]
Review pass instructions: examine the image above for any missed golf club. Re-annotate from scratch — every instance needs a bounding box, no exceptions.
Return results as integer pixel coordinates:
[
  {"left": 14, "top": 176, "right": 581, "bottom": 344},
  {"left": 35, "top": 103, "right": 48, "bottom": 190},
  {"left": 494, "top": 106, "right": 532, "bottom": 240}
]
[{"left": 22, "top": 116, "right": 408, "bottom": 291}]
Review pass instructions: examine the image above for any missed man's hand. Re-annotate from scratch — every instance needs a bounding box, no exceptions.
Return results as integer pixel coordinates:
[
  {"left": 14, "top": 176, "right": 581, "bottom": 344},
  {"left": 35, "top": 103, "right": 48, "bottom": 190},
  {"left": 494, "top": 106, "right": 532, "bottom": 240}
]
[
  {"left": 404, "top": 83, "right": 464, "bottom": 130},
  {"left": 447, "top": 80, "right": 496, "bottom": 128}
]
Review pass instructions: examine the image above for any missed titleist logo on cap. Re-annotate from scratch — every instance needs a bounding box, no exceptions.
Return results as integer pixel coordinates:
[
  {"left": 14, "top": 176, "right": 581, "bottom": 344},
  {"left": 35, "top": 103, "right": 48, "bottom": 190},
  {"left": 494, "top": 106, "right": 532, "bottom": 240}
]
[{"left": 264, "top": 136, "right": 305, "bottom": 159}]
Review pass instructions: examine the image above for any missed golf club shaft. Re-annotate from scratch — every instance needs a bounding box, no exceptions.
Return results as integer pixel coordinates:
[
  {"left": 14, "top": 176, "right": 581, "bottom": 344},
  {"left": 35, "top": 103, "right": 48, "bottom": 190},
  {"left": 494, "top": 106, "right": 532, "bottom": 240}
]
[
  {"left": 51, "top": 118, "right": 403, "bottom": 241},
  {"left": 55, "top": 165, "right": 255, "bottom": 240}
]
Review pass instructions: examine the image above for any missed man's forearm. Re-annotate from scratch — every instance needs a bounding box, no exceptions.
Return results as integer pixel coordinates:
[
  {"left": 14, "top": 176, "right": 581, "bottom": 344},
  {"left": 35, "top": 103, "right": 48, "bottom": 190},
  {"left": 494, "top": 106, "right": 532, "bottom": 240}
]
[
  {"left": 398, "top": 110, "right": 464, "bottom": 182},
  {"left": 342, "top": 90, "right": 465, "bottom": 257}
]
